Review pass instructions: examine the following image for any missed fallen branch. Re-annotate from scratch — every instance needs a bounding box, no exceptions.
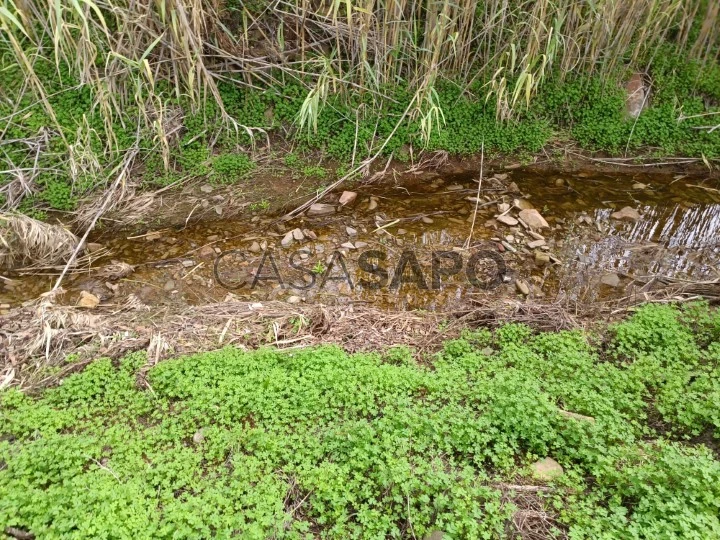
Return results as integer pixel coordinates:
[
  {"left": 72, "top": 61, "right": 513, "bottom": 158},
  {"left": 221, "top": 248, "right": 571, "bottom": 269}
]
[
  {"left": 52, "top": 147, "right": 138, "bottom": 291},
  {"left": 283, "top": 89, "right": 420, "bottom": 220}
]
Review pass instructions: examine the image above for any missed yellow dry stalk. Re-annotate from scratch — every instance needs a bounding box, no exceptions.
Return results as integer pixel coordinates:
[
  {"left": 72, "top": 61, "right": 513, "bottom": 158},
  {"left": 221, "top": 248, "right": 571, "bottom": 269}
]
[
  {"left": 68, "top": 115, "right": 103, "bottom": 192},
  {"left": 0, "top": 0, "right": 68, "bottom": 144}
]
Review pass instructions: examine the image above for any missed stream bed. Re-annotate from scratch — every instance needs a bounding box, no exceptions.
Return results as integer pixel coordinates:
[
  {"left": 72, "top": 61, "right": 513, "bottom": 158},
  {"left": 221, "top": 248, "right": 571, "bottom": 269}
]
[{"left": 2, "top": 168, "right": 720, "bottom": 313}]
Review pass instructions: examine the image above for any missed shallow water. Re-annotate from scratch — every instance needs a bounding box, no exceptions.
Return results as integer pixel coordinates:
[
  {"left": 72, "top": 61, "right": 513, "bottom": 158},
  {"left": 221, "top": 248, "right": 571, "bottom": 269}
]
[{"left": 2, "top": 168, "right": 719, "bottom": 311}]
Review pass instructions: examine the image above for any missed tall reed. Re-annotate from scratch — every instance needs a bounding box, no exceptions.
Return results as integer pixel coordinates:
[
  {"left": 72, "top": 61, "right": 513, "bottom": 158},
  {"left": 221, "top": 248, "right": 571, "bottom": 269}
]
[{"left": 0, "top": 0, "right": 717, "bottom": 153}]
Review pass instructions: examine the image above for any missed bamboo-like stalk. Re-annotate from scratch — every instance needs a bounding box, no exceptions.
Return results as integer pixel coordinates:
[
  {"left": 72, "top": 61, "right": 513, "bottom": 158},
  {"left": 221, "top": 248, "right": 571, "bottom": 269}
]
[{"left": 0, "top": 0, "right": 716, "bottom": 159}]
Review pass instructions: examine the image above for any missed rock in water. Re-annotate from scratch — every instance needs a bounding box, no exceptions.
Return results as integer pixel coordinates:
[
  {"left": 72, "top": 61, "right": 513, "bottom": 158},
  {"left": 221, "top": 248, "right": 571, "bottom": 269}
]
[
  {"left": 198, "top": 245, "right": 215, "bottom": 258},
  {"left": 611, "top": 207, "right": 641, "bottom": 221},
  {"left": 514, "top": 198, "right": 534, "bottom": 210},
  {"left": 535, "top": 251, "right": 550, "bottom": 265},
  {"left": 531, "top": 457, "right": 564, "bottom": 481},
  {"left": 497, "top": 215, "right": 519, "bottom": 226},
  {"left": 292, "top": 228, "right": 304, "bottom": 241},
  {"left": 338, "top": 191, "right": 357, "bottom": 206},
  {"left": 307, "top": 203, "right": 336, "bottom": 216},
  {"left": 518, "top": 209, "right": 549, "bottom": 229},
  {"left": 281, "top": 231, "right": 295, "bottom": 247},
  {"left": 77, "top": 291, "right": 100, "bottom": 308}
]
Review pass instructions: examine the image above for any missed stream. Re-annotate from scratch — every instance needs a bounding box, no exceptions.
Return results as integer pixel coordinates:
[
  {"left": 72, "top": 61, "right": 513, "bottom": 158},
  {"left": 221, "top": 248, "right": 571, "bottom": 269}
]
[{"left": 2, "top": 168, "right": 720, "bottom": 312}]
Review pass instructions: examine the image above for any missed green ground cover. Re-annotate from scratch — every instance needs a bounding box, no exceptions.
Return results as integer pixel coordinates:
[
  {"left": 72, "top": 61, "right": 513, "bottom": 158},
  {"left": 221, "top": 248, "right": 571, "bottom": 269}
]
[
  {"left": 1, "top": 303, "right": 719, "bottom": 538},
  {"left": 1, "top": 47, "right": 719, "bottom": 216}
]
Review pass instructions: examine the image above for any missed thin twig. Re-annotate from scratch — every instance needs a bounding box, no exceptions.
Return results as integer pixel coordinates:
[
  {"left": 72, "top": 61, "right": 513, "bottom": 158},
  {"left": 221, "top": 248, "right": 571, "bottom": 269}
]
[
  {"left": 465, "top": 140, "right": 484, "bottom": 249},
  {"left": 52, "top": 147, "right": 139, "bottom": 291}
]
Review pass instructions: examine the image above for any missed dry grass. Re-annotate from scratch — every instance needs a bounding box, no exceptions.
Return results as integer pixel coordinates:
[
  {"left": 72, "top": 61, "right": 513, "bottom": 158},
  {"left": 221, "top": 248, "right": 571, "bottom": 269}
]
[
  {"left": 0, "top": 213, "right": 79, "bottom": 269},
  {"left": 4, "top": 271, "right": 718, "bottom": 391}
]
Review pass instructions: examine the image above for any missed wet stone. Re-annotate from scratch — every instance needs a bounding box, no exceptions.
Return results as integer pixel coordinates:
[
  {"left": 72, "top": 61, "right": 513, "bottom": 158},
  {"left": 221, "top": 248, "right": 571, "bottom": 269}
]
[
  {"left": 339, "top": 191, "right": 357, "bottom": 206},
  {"left": 497, "top": 215, "right": 519, "bottom": 226},
  {"left": 281, "top": 231, "right": 295, "bottom": 248},
  {"left": 518, "top": 209, "right": 549, "bottom": 229},
  {"left": 611, "top": 206, "right": 641, "bottom": 221},
  {"left": 527, "top": 239, "right": 546, "bottom": 249},
  {"left": 307, "top": 203, "right": 336, "bottom": 216}
]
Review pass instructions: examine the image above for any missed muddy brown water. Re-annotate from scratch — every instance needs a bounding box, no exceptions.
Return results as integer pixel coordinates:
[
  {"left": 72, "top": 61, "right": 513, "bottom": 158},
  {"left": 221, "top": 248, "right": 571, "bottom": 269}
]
[{"left": 2, "top": 169, "right": 720, "bottom": 312}]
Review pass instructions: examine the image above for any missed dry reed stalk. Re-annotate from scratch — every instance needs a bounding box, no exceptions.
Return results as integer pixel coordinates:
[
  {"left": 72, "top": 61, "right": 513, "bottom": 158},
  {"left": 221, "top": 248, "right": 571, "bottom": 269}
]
[
  {"left": 3, "top": 0, "right": 714, "bottom": 149},
  {"left": 0, "top": 213, "right": 79, "bottom": 269}
]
